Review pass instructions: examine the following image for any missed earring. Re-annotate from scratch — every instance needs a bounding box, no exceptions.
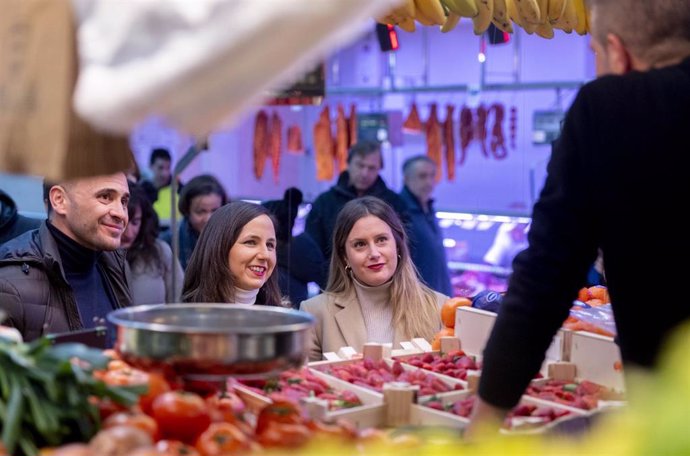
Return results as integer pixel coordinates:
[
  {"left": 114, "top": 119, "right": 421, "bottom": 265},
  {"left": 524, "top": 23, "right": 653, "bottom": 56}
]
[
  {"left": 345, "top": 264, "right": 352, "bottom": 272},
  {"left": 397, "top": 253, "right": 401, "bottom": 260}
]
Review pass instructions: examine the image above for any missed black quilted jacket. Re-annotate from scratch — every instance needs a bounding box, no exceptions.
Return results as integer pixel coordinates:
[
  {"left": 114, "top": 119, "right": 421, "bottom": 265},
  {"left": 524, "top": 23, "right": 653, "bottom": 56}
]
[{"left": 0, "top": 222, "right": 131, "bottom": 341}]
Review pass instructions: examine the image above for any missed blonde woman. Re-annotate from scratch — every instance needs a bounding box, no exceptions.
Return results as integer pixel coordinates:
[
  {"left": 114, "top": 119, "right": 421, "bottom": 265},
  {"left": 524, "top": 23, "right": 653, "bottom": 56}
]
[{"left": 300, "top": 196, "right": 444, "bottom": 361}]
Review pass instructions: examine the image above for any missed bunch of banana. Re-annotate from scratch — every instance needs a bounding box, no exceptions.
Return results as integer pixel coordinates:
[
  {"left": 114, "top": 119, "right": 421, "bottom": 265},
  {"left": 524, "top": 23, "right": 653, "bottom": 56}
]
[
  {"left": 376, "top": 0, "right": 417, "bottom": 32},
  {"left": 438, "top": 0, "right": 473, "bottom": 33},
  {"left": 413, "top": 0, "right": 447, "bottom": 26},
  {"left": 505, "top": 0, "right": 588, "bottom": 37}
]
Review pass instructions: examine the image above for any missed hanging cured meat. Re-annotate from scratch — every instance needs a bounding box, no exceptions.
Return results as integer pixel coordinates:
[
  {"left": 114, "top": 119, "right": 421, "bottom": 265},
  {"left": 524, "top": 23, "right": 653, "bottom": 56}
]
[
  {"left": 459, "top": 105, "right": 473, "bottom": 166},
  {"left": 489, "top": 103, "right": 508, "bottom": 160},
  {"left": 313, "top": 106, "right": 334, "bottom": 181},
  {"left": 253, "top": 110, "right": 269, "bottom": 180},
  {"left": 475, "top": 103, "right": 489, "bottom": 158},
  {"left": 403, "top": 102, "right": 424, "bottom": 133},
  {"left": 287, "top": 125, "right": 303, "bottom": 154},
  {"left": 335, "top": 104, "right": 349, "bottom": 172},
  {"left": 443, "top": 104, "right": 456, "bottom": 181},
  {"left": 509, "top": 106, "right": 518, "bottom": 149},
  {"left": 348, "top": 103, "right": 358, "bottom": 147},
  {"left": 270, "top": 112, "right": 283, "bottom": 182},
  {"left": 425, "top": 103, "right": 443, "bottom": 183}
]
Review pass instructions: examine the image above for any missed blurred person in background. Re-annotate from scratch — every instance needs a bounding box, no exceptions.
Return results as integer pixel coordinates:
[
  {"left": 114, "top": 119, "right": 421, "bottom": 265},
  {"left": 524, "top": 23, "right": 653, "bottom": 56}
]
[
  {"left": 0, "top": 173, "right": 131, "bottom": 342},
  {"left": 468, "top": 0, "right": 690, "bottom": 438},
  {"left": 262, "top": 187, "right": 327, "bottom": 308},
  {"left": 305, "top": 141, "right": 409, "bottom": 262},
  {"left": 160, "top": 174, "right": 228, "bottom": 269},
  {"left": 122, "top": 183, "right": 183, "bottom": 304},
  {"left": 182, "top": 201, "right": 282, "bottom": 306},
  {"left": 140, "top": 148, "right": 182, "bottom": 227},
  {"left": 0, "top": 189, "right": 42, "bottom": 246},
  {"left": 300, "top": 196, "right": 444, "bottom": 361},
  {"left": 399, "top": 155, "right": 452, "bottom": 296}
]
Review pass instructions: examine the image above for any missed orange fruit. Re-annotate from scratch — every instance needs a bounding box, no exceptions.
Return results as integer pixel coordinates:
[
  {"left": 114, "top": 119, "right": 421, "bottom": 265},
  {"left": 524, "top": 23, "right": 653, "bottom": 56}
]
[
  {"left": 440, "top": 297, "right": 473, "bottom": 328},
  {"left": 588, "top": 286, "right": 610, "bottom": 303},
  {"left": 431, "top": 327, "right": 456, "bottom": 351},
  {"left": 586, "top": 298, "right": 605, "bottom": 307},
  {"left": 576, "top": 287, "right": 591, "bottom": 302}
]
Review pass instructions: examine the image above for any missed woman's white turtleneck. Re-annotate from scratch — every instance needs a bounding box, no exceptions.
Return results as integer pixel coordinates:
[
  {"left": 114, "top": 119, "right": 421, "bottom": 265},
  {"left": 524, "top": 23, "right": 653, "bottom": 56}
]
[
  {"left": 352, "top": 276, "right": 394, "bottom": 344},
  {"left": 234, "top": 287, "right": 259, "bottom": 305}
]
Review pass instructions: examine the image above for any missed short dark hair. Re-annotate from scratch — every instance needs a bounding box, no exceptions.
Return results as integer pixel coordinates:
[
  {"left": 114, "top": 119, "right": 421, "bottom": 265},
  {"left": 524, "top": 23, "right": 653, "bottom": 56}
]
[
  {"left": 42, "top": 179, "right": 54, "bottom": 216},
  {"left": 178, "top": 175, "right": 228, "bottom": 217},
  {"left": 261, "top": 187, "right": 303, "bottom": 242},
  {"left": 347, "top": 141, "right": 384, "bottom": 169},
  {"left": 149, "top": 148, "right": 171, "bottom": 166},
  {"left": 182, "top": 201, "right": 282, "bottom": 306},
  {"left": 402, "top": 155, "right": 436, "bottom": 178}
]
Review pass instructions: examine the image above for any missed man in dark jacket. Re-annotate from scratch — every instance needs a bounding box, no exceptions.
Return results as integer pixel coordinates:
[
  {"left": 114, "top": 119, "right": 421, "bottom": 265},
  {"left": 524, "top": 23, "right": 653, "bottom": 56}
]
[
  {"left": 0, "top": 189, "right": 42, "bottom": 245},
  {"left": 467, "top": 0, "right": 690, "bottom": 437},
  {"left": 0, "top": 173, "right": 132, "bottom": 342},
  {"left": 399, "top": 156, "right": 452, "bottom": 296},
  {"left": 306, "top": 141, "right": 409, "bottom": 260}
]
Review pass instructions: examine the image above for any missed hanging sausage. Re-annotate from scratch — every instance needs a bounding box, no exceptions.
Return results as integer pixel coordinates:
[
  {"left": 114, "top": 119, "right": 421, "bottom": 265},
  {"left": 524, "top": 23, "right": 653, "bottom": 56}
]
[
  {"left": 489, "top": 103, "right": 508, "bottom": 160},
  {"left": 475, "top": 103, "right": 489, "bottom": 158},
  {"left": 443, "top": 104, "right": 456, "bottom": 181},
  {"left": 335, "top": 104, "right": 349, "bottom": 172},
  {"left": 253, "top": 110, "right": 269, "bottom": 180},
  {"left": 403, "top": 102, "right": 424, "bottom": 133},
  {"left": 348, "top": 103, "right": 358, "bottom": 147},
  {"left": 425, "top": 103, "right": 443, "bottom": 183},
  {"left": 287, "top": 125, "right": 304, "bottom": 154},
  {"left": 313, "top": 106, "right": 334, "bottom": 181},
  {"left": 270, "top": 112, "right": 283, "bottom": 182},
  {"left": 509, "top": 106, "right": 518, "bottom": 149},
  {"left": 459, "top": 105, "right": 473, "bottom": 166}
]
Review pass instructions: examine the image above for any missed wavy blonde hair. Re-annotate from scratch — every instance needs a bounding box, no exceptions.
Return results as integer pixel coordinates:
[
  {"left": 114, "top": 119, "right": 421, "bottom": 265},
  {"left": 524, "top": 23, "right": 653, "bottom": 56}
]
[{"left": 326, "top": 196, "right": 440, "bottom": 341}]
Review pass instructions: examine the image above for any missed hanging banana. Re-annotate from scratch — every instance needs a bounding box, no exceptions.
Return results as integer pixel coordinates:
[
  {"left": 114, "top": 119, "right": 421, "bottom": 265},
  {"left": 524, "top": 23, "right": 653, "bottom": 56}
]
[
  {"left": 472, "top": 0, "right": 494, "bottom": 34},
  {"left": 492, "top": 0, "right": 513, "bottom": 33}
]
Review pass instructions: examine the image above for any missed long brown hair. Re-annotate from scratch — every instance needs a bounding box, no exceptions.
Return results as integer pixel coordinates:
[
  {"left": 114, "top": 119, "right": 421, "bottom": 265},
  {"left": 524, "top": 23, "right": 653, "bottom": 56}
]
[
  {"left": 326, "top": 196, "right": 440, "bottom": 341},
  {"left": 182, "top": 201, "right": 282, "bottom": 305}
]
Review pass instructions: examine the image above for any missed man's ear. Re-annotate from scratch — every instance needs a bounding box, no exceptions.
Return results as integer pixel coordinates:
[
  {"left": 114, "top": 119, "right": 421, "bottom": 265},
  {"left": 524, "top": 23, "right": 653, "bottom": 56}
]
[
  {"left": 49, "top": 186, "right": 69, "bottom": 216},
  {"left": 605, "top": 33, "right": 633, "bottom": 74}
]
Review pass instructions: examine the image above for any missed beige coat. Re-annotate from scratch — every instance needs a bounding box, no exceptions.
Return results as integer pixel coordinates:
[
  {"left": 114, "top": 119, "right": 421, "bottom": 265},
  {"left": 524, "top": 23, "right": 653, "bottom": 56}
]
[{"left": 299, "top": 290, "right": 447, "bottom": 361}]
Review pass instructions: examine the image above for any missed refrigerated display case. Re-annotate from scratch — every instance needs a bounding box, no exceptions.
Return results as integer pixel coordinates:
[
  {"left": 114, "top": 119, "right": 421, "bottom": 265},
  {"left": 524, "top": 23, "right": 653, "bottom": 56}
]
[{"left": 436, "top": 211, "right": 530, "bottom": 297}]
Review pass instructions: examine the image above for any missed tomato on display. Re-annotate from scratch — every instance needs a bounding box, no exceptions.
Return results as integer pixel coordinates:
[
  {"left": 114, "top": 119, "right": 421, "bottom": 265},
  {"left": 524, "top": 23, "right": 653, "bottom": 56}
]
[{"left": 151, "top": 391, "right": 212, "bottom": 444}]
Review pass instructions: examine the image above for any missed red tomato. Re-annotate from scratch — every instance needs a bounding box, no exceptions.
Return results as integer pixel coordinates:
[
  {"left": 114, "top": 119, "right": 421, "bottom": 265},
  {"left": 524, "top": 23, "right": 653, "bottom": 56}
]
[
  {"left": 255, "top": 400, "right": 302, "bottom": 434},
  {"left": 195, "top": 422, "right": 250, "bottom": 455},
  {"left": 152, "top": 391, "right": 212, "bottom": 444},
  {"left": 256, "top": 422, "right": 311, "bottom": 448},
  {"left": 103, "top": 411, "right": 159, "bottom": 440},
  {"left": 205, "top": 392, "right": 245, "bottom": 424},
  {"left": 140, "top": 371, "right": 172, "bottom": 416},
  {"left": 155, "top": 440, "right": 201, "bottom": 456}
]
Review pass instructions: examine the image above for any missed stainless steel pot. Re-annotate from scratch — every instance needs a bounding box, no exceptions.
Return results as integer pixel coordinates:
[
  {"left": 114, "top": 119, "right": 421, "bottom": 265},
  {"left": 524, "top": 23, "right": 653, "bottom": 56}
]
[{"left": 107, "top": 304, "right": 314, "bottom": 380}]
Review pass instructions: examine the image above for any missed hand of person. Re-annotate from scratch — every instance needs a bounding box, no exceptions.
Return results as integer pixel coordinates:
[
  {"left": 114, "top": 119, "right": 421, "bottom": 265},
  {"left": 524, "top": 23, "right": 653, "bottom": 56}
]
[
  {"left": 464, "top": 396, "right": 509, "bottom": 442},
  {"left": 0, "top": 325, "right": 23, "bottom": 343}
]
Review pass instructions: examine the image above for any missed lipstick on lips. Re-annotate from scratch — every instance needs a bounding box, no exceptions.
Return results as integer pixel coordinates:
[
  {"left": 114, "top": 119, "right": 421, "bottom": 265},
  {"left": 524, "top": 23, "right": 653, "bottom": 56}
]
[{"left": 367, "top": 263, "right": 385, "bottom": 271}]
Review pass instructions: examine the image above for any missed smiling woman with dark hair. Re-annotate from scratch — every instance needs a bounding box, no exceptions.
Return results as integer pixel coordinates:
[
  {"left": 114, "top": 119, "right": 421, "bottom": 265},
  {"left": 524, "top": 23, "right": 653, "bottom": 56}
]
[{"left": 181, "top": 201, "right": 283, "bottom": 306}]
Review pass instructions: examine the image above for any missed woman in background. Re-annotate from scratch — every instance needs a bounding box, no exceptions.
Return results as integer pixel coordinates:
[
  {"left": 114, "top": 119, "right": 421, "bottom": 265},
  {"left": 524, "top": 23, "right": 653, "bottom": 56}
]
[
  {"left": 122, "top": 184, "right": 183, "bottom": 304},
  {"left": 182, "top": 201, "right": 282, "bottom": 306},
  {"left": 160, "top": 174, "right": 228, "bottom": 269},
  {"left": 300, "top": 196, "right": 444, "bottom": 361}
]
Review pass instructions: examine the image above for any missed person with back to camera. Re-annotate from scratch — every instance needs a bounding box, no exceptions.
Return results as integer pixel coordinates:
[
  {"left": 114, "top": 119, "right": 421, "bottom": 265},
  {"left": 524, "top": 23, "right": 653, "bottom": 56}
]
[
  {"left": 305, "top": 141, "right": 409, "bottom": 261},
  {"left": 181, "top": 201, "right": 283, "bottom": 306},
  {"left": 0, "top": 189, "right": 42, "bottom": 246},
  {"left": 467, "top": 0, "right": 690, "bottom": 438},
  {"left": 300, "top": 196, "right": 445, "bottom": 361},
  {"left": 121, "top": 183, "right": 184, "bottom": 304},
  {"left": 160, "top": 174, "right": 228, "bottom": 269},
  {"left": 261, "top": 187, "right": 327, "bottom": 308},
  {"left": 398, "top": 155, "right": 453, "bottom": 296}
]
